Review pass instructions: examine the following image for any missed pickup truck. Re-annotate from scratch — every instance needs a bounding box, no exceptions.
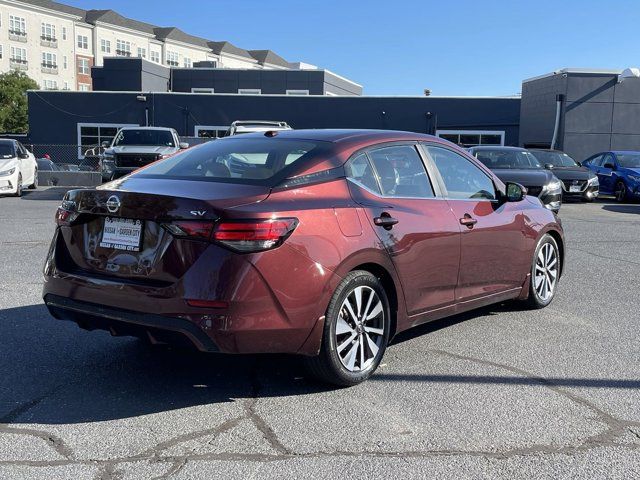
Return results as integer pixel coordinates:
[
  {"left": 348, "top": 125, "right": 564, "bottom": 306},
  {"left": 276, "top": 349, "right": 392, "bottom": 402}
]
[{"left": 101, "top": 127, "right": 188, "bottom": 181}]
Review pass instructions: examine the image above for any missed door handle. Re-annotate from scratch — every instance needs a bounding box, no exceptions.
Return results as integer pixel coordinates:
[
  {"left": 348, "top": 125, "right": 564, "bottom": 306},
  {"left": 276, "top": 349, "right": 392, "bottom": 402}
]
[
  {"left": 459, "top": 214, "right": 477, "bottom": 229},
  {"left": 374, "top": 213, "right": 399, "bottom": 230}
]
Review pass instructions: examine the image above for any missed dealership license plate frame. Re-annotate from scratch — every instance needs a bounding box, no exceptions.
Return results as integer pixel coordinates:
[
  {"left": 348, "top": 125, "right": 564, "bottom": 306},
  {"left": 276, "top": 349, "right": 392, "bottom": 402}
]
[
  {"left": 569, "top": 185, "right": 581, "bottom": 193},
  {"left": 100, "top": 217, "right": 144, "bottom": 252}
]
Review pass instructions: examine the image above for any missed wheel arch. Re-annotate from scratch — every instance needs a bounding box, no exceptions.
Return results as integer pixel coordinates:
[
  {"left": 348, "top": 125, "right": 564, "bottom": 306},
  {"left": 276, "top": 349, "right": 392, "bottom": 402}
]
[
  {"left": 545, "top": 229, "right": 565, "bottom": 278},
  {"left": 351, "top": 262, "right": 399, "bottom": 340}
]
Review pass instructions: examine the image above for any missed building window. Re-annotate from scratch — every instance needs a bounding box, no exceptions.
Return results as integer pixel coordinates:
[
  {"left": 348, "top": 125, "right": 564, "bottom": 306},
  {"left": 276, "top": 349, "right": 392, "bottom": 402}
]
[
  {"left": 63, "top": 81, "right": 69, "bottom": 90},
  {"left": 78, "top": 58, "right": 90, "bottom": 75},
  {"left": 63, "top": 55, "right": 67, "bottom": 69},
  {"left": 10, "top": 46, "right": 27, "bottom": 65},
  {"left": 43, "top": 79, "right": 58, "bottom": 90},
  {"left": 195, "top": 125, "right": 228, "bottom": 138},
  {"left": 77, "top": 35, "right": 88, "bottom": 49},
  {"left": 150, "top": 50, "right": 160, "bottom": 63},
  {"left": 137, "top": 47, "right": 146, "bottom": 58},
  {"left": 101, "top": 39, "right": 111, "bottom": 53},
  {"left": 0, "top": 45, "right": 3, "bottom": 60},
  {"left": 166, "top": 51, "right": 179, "bottom": 67},
  {"left": 41, "top": 52, "right": 57, "bottom": 69},
  {"left": 62, "top": 27, "right": 66, "bottom": 40},
  {"left": 238, "top": 89, "right": 261, "bottom": 95},
  {"left": 41, "top": 23, "right": 56, "bottom": 41},
  {"left": 77, "top": 123, "right": 137, "bottom": 157},
  {"left": 116, "top": 39, "right": 131, "bottom": 57},
  {"left": 9, "top": 15, "right": 26, "bottom": 36},
  {"left": 191, "top": 88, "right": 214, "bottom": 94},
  {"left": 183, "top": 57, "right": 192, "bottom": 68},
  {"left": 286, "top": 89, "right": 310, "bottom": 95},
  {"left": 435, "top": 130, "right": 505, "bottom": 147},
  {"left": 78, "top": 83, "right": 90, "bottom": 92}
]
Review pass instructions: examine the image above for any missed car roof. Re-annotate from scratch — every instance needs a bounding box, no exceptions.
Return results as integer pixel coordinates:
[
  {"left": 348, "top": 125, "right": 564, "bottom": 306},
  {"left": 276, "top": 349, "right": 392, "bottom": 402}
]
[
  {"left": 610, "top": 150, "right": 640, "bottom": 154},
  {"left": 119, "top": 126, "right": 175, "bottom": 131},
  {"left": 469, "top": 145, "right": 527, "bottom": 152},
  {"left": 242, "top": 128, "right": 438, "bottom": 144}
]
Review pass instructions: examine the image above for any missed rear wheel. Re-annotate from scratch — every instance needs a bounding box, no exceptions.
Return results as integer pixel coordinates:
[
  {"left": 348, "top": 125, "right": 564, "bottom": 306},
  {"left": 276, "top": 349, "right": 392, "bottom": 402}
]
[
  {"left": 615, "top": 181, "right": 627, "bottom": 203},
  {"left": 304, "top": 270, "right": 390, "bottom": 386},
  {"left": 29, "top": 169, "right": 38, "bottom": 190},
  {"left": 526, "top": 234, "right": 560, "bottom": 309}
]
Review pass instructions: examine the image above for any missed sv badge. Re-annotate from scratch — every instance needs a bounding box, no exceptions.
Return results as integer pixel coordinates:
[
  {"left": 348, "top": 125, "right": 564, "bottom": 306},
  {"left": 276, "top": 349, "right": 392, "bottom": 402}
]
[{"left": 190, "top": 210, "right": 207, "bottom": 217}]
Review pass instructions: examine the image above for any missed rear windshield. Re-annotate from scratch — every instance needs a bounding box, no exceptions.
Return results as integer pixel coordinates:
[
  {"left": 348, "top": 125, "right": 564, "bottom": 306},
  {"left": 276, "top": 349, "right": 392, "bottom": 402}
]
[
  {"left": 0, "top": 144, "right": 15, "bottom": 159},
  {"left": 474, "top": 149, "right": 542, "bottom": 170},
  {"left": 135, "top": 137, "right": 329, "bottom": 185},
  {"left": 113, "top": 130, "right": 175, "bottom": 147}
]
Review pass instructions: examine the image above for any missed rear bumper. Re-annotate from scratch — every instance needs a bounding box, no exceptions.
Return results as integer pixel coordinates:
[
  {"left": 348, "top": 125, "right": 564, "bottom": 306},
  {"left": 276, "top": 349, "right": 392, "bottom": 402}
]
[{"left": 44, "top": 294, "right": 219, "bottom": 352}]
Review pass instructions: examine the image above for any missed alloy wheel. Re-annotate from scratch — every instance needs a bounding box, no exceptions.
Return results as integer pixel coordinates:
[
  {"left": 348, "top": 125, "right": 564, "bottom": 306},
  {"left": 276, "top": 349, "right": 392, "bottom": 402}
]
[
  {"left": 615, "top": 182, "right": 626, "bottom": 202},
  {"left": 534, "top": 242, "right": 558, "bottom": 302},
  {"left": 335, "top": 285, "right": 385, "bottom": 372}
]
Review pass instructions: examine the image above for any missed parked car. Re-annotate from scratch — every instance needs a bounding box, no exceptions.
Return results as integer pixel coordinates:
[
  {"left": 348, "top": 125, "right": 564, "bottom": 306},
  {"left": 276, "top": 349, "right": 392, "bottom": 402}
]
[
  {"left": 529, "top": 149, "right": 599, "bottom": 202},
  {"left": 101, "top": 127, "right": 189, "bottom": 181},
  {"left": 468, "top": 146, "right": 562, "bottom": 212},
  {"left": 58, "top": 163, "right": 80, "bottom": 172},
  {"left": 582, "top": 151, "right": 640, "bottom": 202},
  {"left": 226, "top": 120, "right": 292, "bottom": 136},
  {"left": 0, "top": 139, "right": 38, "bottom": 197},
  {"left": 44, "top": 130, "right": 564, "bottom": 386},
  {"left": 36, "top": 157, "right": 60, "bottom": 172}
]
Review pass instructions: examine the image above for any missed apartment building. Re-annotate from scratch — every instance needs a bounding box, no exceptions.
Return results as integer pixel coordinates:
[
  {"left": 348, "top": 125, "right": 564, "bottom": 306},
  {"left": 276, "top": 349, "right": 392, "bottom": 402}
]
[{"left": 0, "top": 0, "right": 295, "bottom": 91}]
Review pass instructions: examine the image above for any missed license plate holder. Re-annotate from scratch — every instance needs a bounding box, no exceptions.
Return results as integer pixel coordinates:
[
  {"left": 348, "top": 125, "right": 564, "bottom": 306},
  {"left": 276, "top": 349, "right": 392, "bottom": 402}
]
[
  {"left": 569, "top": 185, "right": 581, "bottom": 192},
  {"left": 100, "top": 217, "right": 144, "bottom": 252}
]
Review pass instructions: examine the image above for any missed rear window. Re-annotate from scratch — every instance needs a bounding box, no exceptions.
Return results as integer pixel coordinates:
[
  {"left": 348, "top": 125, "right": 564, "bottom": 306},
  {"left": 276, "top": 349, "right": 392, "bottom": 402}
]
[{"left": 136, "top": 137, "right": 329, "bottom": 185}]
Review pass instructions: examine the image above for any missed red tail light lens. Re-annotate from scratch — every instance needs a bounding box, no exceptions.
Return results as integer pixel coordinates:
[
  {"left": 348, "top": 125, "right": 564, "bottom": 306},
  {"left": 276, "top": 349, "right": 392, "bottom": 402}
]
[
  {"left": 212, "top": 218, "right": 298, "bottom": 252},
  {"left": 163, "top": 221, "right": 215, "bottom": 239},
  {"left": 55, "top": 201, "right": 79, "bottom": 226}
]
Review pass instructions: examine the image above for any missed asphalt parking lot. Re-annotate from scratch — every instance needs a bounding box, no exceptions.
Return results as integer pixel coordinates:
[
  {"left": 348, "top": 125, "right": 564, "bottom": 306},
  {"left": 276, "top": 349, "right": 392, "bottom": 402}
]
[{"left": 0, "top": 188, "right": 639, "bottom": 479}]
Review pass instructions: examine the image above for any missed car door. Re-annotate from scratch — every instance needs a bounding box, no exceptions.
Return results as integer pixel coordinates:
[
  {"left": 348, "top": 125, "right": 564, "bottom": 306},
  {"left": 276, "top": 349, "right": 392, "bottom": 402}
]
[
  {"left": 598, "top": 153, "right": 618, "bottom": 194},
  {"left": 421, "top": 144, "right": 529, "bottom": 302},
  {"left": 346, "top": 144, "right": 461, "bottom": 316},
  {"left": 16, "top": 142, "right": 34, "bottom": 185}
]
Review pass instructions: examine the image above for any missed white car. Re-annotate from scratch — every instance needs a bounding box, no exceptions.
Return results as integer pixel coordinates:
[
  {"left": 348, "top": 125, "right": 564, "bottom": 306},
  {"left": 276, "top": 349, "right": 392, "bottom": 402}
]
[{"left": 0, "top": 139, "right": 38, "bottom": 197}]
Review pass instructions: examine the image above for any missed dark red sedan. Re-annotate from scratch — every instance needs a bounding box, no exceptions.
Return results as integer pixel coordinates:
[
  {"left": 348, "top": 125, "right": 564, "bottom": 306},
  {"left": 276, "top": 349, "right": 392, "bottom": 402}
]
[{"left": 43, "top": 130, "right": 564, "bottom": 385}]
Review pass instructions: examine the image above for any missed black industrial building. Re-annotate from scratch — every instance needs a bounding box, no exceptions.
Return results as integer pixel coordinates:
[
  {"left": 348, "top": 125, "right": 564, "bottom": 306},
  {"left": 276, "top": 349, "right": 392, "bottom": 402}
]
[{"left": 25, "top": 58, "right": 640, "bottom": 163}]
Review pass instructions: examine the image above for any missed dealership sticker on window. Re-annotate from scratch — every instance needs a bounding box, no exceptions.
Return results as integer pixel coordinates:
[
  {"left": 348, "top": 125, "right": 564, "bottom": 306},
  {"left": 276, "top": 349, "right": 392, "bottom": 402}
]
[{"left": 100, "top": 217, "right": 143, "bottom": 251}]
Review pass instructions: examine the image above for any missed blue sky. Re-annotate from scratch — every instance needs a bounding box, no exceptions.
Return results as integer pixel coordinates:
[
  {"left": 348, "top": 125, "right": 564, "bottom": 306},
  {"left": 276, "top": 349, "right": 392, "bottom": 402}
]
[{"left": 66, "top": 0, "right": 638, "bottom": 96}]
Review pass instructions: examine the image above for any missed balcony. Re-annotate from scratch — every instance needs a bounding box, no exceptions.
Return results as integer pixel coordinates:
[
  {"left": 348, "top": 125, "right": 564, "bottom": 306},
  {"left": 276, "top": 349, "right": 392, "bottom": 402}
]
[
  {"left": 9, "top": 30, "right": 27, "bottom": 42},
  {"left": 41, "top": 62, "right": 58, "bottom": 74},
  {"left": 115, "top": 50, "right": 131, "bottom": 57},
  {"left": 40, "top": 35, "right": 58, "bottom": 48},
  {"left": 10, "top": 58, "right": 28, "bottom": 71}
]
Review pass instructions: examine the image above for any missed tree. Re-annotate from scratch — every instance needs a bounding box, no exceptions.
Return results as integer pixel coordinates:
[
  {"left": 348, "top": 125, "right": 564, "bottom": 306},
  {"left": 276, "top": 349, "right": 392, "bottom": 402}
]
[{"left": 0, "top": 70, "right": 39, "bottom": 133}]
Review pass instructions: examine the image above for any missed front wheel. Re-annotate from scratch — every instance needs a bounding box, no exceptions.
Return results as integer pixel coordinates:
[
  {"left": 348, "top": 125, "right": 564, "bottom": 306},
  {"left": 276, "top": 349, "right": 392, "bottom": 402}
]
[
  {"left": 13, "top": 173, "right": 23, "bottom": 197},
  {"left": 29, "top": 169, "right": 38, "bottom": 190},
  {"left": 615, "top": 181, "right": 628, "bottom": 203},
  {"left": 526, "top": 234, "right": 560, "bottom": 309},
  {"left": 304, "top": 270, "right": 390, "bottom": 386}
]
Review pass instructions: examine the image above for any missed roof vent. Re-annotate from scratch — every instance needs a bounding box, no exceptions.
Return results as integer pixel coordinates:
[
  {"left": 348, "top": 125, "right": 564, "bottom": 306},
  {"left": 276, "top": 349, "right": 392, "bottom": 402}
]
[{"left": 618, "top": 67, "right": 640, "bottom": 83}]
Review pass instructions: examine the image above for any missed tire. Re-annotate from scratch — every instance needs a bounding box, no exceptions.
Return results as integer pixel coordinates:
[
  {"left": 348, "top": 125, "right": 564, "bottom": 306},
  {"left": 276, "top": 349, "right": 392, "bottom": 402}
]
[
  {"left": 12, "top": 174, "right": 22, "bottom": 198},
  {"left": 615, "top": 181, "right": 627, "bottom": 203},
  {"left": 29, "top": 169, "right": 38, "bottom": 190},
  {"left": 526, "top": 234, "right": 560, "bottom": 309},
  {"left": 304, "top": 270, "right": 390, "bottom": 387}
]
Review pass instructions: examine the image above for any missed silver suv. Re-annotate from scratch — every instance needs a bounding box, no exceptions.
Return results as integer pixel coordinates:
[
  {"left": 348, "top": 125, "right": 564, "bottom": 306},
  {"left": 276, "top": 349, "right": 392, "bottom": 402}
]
[
  {"left": 102, "top": 127, "right": 188, "bottom": 181},
  {"left": 226, "top": 120, "right": 292, "bottom": 136}
]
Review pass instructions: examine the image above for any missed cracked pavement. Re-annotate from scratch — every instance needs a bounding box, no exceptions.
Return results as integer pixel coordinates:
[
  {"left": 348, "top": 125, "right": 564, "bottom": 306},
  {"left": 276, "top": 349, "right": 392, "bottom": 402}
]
[{"left": 0, "top": 188, "right": 639, "bottom": 479}]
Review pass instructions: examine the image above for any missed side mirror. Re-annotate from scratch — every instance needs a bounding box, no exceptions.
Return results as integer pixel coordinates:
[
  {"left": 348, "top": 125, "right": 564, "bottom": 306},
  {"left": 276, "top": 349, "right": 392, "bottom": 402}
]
[
  {"left": 101, "top": 141, "right": 110, "bottom": 148},
  {"left": 603, "top": 162, "right": 615, "bottom": 170},
  {"left": 179, "top": 142, "right": 189, "bottom": 149},
  {"left": 505, "top": 182, "right": 527, "bottom": 202},
  {"left": 544, "top": 163, "right": 554, "bottom": 170},
  {"left": 19, "top": 152, "right": 30, "bottom": 159}
]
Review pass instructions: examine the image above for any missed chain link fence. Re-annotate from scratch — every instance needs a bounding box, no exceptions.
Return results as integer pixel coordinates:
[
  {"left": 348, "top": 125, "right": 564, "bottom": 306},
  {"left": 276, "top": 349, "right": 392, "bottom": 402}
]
[{"left": 24, "top": 136, "right": 215, "bottom": 178}]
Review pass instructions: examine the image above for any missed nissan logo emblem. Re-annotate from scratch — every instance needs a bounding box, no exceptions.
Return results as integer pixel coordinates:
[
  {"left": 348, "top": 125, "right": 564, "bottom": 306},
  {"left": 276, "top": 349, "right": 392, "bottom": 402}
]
[{"left": 106, "top": 195, "right": 121, "bottom": 214}]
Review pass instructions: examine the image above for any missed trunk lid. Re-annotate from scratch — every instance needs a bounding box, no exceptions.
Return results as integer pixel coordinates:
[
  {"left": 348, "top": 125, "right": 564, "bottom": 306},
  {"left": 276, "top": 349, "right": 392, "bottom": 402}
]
[{"left": 57, "top": 179, "right": 270, "bottom": 284}]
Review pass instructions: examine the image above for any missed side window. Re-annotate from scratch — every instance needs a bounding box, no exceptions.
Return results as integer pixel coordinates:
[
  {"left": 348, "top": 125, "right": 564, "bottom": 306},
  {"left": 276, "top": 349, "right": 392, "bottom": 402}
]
[
  {"left": 601, "top": 153, "right": 614, "bottom": 168},
  {"left": 345, "top": 153, "right": 381, "bottom": 194},
  {"left": 424, "top": 145, "right": 496, "bottom": 200},
  {"left": 367, "top": 145, "right": 435, "bottom": 198},
  {"left": 588, "top": 154, "right": 603, "bottom": 167}
]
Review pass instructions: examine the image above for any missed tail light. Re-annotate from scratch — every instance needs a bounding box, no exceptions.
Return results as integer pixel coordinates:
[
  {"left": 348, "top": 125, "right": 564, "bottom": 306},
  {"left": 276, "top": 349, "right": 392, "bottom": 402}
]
[
  {"left": 55, "top": 200, "right": 79, "bottom": 226},
  {"left": 162, "top": 218, "right": 298, "bottom": 253}
]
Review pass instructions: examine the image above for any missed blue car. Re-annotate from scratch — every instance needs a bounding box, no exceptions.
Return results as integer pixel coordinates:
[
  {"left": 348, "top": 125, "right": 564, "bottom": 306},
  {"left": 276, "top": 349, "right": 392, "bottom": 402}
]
[{"left": 582, "top": 151, "right": 640, "bottom": 202}]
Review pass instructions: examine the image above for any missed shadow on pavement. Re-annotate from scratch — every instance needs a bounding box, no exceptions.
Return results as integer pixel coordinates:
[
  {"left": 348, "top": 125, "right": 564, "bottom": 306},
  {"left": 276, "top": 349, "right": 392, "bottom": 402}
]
[
  {"left": 602, "top": 204, "right": 640, "bottom": 214},
  {"left": 2, "top": 303, "right": 638, "bottom": 426},
  {"left": 20, "top": 188, "right": 71, "bottom": 201}
]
